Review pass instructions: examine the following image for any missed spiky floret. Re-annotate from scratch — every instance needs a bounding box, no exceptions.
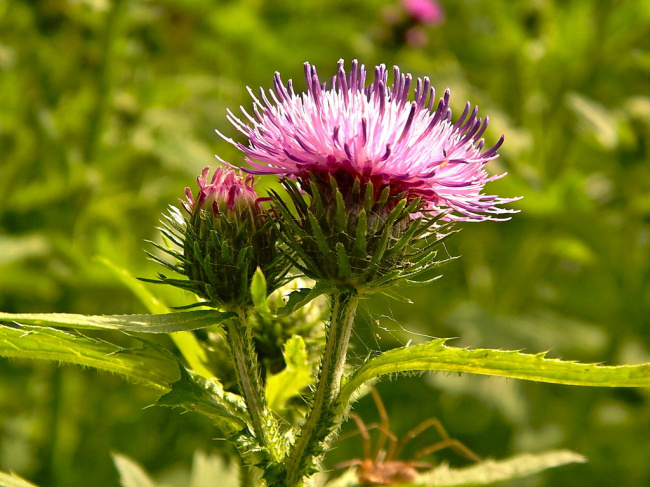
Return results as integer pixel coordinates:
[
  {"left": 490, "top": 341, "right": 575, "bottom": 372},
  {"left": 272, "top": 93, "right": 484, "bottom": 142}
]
[
  {"left": 218, "top": 59, "right": 519, "bottom": 222},
  {"left": 146, "top": 167, "right": 290, "bottom": 307}
]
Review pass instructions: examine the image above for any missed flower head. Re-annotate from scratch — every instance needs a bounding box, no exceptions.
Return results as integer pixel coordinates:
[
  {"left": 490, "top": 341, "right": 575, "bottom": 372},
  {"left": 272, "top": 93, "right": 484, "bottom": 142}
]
[
  {"left": 402, "top": 0, "right": 444, "bottom": 26},
  {"left": 183, "top": 166, "right": 260, "bottom": 219},
  {"left": 151, "top": 166, "right": 289, "bottom": 307},
  {"left": 218, "top": 59, "right": 518, "bottom": 222}
]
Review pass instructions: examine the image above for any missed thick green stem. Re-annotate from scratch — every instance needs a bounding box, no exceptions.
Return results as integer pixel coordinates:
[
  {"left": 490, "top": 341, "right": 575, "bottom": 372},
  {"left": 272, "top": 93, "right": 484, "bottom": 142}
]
[
  {"left": 225, "top": 308, "right": 277, "bottom": 461},
  {"left": 284, "top": 291, "right": 360, "bottom": 487}
]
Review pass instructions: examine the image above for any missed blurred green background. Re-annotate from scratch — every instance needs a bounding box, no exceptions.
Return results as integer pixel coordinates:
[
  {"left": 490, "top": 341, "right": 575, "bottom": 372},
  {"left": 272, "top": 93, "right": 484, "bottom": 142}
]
[{"left": 1, "top": 0, "right": 650, "bottom": 486}]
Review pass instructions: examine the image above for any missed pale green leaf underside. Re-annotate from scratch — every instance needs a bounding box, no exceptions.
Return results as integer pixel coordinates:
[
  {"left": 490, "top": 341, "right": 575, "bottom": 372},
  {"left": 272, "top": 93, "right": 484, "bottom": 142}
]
[
  {"left": 424, "top": 450, "right": 586, "bottom": 486},
  {"left": 340, "top": 339, "right": 650, "bottom": 409},
  {"left": 112, "top": 453, "right": 160, "bottom": 487},
  {"left": 0, "top": 471, "right": 40, "bottom": 487},
  {"left": 0, "top": 324, "right": 180, "bottom": 391},
  {"left": 0, "top": 309, "right": 234, "bottom": 334},
  {"left": 327, "top": 450, "right": 585, "bottom": 487}
]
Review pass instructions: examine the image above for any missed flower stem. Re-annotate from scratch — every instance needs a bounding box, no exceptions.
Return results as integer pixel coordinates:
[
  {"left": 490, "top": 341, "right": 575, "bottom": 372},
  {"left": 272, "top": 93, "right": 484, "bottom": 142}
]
[
  {"left": 284, "top": 291, "right": 360, "bottom": 486},
  {"left": 226, "top": 308, "right": 277, "bottom": 462}
]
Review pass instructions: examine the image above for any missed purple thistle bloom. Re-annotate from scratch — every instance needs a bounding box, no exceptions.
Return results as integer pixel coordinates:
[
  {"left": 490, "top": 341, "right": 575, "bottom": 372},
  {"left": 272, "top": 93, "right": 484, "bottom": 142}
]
[{"left": 217, "top": 60, "right": 519, "bottom": 222}]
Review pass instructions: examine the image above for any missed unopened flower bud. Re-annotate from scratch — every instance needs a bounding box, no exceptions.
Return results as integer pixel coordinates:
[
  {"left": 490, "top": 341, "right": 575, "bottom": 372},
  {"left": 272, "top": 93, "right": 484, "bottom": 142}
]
[{"left": 151, "top": 166, "right": 289, "bottom": 308}]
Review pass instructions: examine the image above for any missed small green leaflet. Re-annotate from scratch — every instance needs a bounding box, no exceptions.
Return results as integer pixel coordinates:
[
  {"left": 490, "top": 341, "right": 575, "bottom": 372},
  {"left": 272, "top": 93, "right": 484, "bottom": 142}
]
[
  {"left": 157, "top": 366, "right": 248, "bottom": 436},
  {"left": 250, "top": 267, "right": 334, "bottom": 319},
  {"left": 266, "top": 336, "right": 312, "bottom": 413},
  {"left": 0, "top": 309, "right": 234, "bottom": 334}
]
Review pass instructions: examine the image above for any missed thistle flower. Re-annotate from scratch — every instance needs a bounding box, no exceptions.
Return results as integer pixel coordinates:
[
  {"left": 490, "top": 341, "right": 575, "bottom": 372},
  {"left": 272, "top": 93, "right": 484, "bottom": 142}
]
[
  {"left": 215, "top": 61, "right": 519, "bottom": 290},
  {"left": 218, "top": 59, "right": 518, "bottom": 222},
  {"left": 149, "top": 167, "right": 289, "bottom": 307}
]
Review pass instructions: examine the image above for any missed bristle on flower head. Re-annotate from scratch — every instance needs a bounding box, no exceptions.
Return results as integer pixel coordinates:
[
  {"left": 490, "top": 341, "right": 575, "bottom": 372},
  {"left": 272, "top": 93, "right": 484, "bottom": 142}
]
[{"left": 217, "top": 60, "right": 519, "bottom": 221}]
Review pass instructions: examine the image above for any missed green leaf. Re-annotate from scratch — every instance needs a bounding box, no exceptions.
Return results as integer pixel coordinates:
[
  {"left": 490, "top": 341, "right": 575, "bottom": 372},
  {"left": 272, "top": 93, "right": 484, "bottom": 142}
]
[
  {"left": 328, "top": 450, "right": 585, "bottom": 487},
  {"left": 339, "top": 339, "right": 650, "bottom": 411},
  {"left": 253, "top": 278, "right": 334, "bottom": 320},
  {"left": 0, "top": 471, "right": 40, "bottom": 487},
  {"left": 0, "top": 309, "right": 235, "bottom": 334},
  {"left": 251, "top": 267, "right": 274, "bottom": 319},
  {"left": 0, "top": 323, "right": 180, "bottom": 391},
  {"left": 98, "top": 256, "right": 216, "bottom": 379},
  {"left": 266, "top": 336, "right": 312, "bottom": 413},
  {"left": 112, "top": 453, "right": 160, "bottom": 487},
  {"left": 424, "top": 450, "right": 587, "bottom": 486},
  {"left": 96, "top": 256, "right": 169, "bottom": 314},
  {"left": 157, "top": 366, "right": 248, "bottom": 435},
  {"left": 189, "top": 450, "right": 240, "bottom": 487}
]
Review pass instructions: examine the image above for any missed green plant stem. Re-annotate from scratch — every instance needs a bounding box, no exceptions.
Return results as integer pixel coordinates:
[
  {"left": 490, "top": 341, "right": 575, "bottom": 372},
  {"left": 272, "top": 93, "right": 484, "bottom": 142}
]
[
  {"left": 284, "top": 291, "right": 360, "bottom": 487},
  {"left": 225, "top": 308, "right": 277, "bottom": 462}
]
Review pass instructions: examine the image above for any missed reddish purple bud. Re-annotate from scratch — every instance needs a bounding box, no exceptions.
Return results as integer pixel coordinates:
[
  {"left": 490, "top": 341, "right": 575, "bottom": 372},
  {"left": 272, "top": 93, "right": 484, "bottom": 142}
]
[{"left": 184, "top": 167, "right": 260, "bottom": 218}]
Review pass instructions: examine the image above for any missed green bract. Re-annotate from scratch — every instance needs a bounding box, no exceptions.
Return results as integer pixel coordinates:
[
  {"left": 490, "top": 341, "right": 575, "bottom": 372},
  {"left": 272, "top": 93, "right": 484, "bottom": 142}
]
[
  {"left": 146, "top": 199, "right": 290, "bottom": 309},
  {"left": 271, "top": 175, "right": 453, "bottom": 294}
]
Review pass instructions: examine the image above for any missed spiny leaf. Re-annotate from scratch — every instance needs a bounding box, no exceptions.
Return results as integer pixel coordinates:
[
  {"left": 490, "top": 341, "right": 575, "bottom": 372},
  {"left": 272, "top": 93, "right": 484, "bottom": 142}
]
[
  {"left": 97, "top": 257, "right": 216, "bottom": 380},
  {"left": 253, "top": 280, "right": 334, "bottom": 320},
  {"left": 0, "top": 309, "right": 235, "bottom": 334},
  {"left": 0, "top": 323, "right": 180, "bottom": 391},
  {"left": 423, "top": 450, "right": 587, "bottom": 486},
  {"left": 339, "top": 339, "right": 650, "bottom": 411},
  {"left": 157, "top": 366, "right": 248, "bottom": 435},
  {"left": 276, "top": 282, "right": 335, "bottom": 317}
]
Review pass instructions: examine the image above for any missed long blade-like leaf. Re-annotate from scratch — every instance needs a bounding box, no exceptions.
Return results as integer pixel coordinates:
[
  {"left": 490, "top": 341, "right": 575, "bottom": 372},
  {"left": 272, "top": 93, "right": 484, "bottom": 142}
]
[
  {"left": 426, "top": 450, "right": 586, "bottom": 486},
  {"left": 0, "top": 471, "right": 40, "bottom": 487},
  {"left": 0, "top": 323, "right": 180, "bottom": 391},
  {"left": 339, "top": 339, "right": 650, "bottom": 410},
  {"left": 328, "top": 450, "right": 586, "bottom": 487},
  {"left": 97, "top": 257, "right": 216, "bottom": 379},
  {"left": 0, "top": 309, "right": 234, "bottom": 334}
]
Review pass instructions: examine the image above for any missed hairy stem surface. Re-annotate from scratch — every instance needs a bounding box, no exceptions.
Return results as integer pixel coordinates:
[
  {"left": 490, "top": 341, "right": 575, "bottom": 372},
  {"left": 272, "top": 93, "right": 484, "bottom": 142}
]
[
  {"left": 226, "top": 309, "right": 278, "bottom": 462},
  {"left": 284, "top": 291, "right": 360, "bottom": 486}
]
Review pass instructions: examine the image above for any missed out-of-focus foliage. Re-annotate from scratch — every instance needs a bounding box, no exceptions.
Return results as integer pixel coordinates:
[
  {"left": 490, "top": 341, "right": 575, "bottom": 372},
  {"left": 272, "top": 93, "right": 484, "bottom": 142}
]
[{"left": 1, "top": 0, "right": 649, "bottom": 486}]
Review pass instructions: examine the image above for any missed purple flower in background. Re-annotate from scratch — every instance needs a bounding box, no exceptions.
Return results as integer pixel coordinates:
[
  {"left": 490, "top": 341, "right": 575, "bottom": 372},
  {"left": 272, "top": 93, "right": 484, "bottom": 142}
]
[
  {"left": 218, "top": 60, "right": 518, "bottom": 221},
  {"left": 402, "top": 0, "right": 444, "bottom": 26}
]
